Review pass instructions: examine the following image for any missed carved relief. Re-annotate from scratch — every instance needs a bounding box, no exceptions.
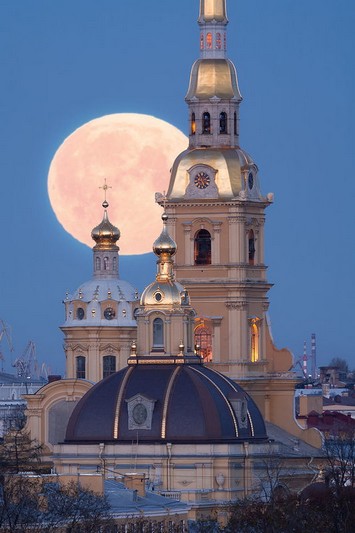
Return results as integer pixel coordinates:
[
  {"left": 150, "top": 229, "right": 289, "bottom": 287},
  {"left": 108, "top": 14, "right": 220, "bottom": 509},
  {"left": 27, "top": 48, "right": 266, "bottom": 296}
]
[
  {"left": 226, "top": 301, "right": 247, "bottom": 310},
  {"left": 126, "top": 394, "right": 156, "bottom": 431}
]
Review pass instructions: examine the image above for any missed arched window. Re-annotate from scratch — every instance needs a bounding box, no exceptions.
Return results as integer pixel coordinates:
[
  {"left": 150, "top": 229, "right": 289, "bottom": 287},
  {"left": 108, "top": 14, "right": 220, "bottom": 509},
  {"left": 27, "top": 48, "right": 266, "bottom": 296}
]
[
  {"left": 153, "top": 318, "right": 164, "bottom": 348},
  {"left": 200, "top": 33, "right": 204, "bottom": 50},
  {"left": 224, "top": 33, "right": 227, "bottom": 50},
  {"left": 202, "top": 112, "right": 211, "bottom": 134},
  {"left": 103, "top": 355, "right": 116, "bottom": 378},
  {"left": 251, "top": 320, "right": 260, "bottom": 362},
  {"left": 191, "top": 112, "right": 196, "bottom": 135},
  {"left": 95, "top": 257, "right": 101, "bottom": 271},
  {"left": 104, "top": 257, "right": 109, "bottom": 270},
  {"left": 76, "top": 356, "right": 86, "bottom": 379},
  {"left": 234, "top": 112, "right": 237, "bottom": 135},
  {"left": 216, "top": 33, "right": 222, "bottom": 49},
  {"left": 206, "top": 32, "right": 212, "bottom": 49},
  {"left": 195, "top": 323, "right": 213, "bottom": 362},
  {"left": 113, "top": 257, "right": 117, "bottom": 271},
  {"left": 194, "top": 229, "right": 211, "bottom": 265},
  {"left": 248, "top": 230, "right": 255, "bottom": 265},
  {"left": 219, "top": 112, "right": 227, "bottom": 134}
]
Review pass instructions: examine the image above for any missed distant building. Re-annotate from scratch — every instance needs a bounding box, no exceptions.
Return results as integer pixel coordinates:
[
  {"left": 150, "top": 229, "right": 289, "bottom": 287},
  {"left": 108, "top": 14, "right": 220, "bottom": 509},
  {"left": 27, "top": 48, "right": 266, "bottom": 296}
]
[{"left": 0, "top": 372, "right": 45, "bottom": 436}]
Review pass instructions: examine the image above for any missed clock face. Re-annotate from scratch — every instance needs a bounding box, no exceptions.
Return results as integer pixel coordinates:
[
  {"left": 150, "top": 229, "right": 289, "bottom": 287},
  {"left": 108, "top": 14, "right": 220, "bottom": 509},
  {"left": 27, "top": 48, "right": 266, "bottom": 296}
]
[
  {"left": 104, "top": 307, "right": 115, "bottom": 320},
  {"left": 248, "top": 172, "right": 254, "bottom": 190},
  {"left": 132, "top": 403, "right": 148, "bottom": 425},
  {"left": 76, "top": 307, "right": 85, "bottom": 320},
  {"left": 194, "top": 171, "right": 210, "bottom": 189}
]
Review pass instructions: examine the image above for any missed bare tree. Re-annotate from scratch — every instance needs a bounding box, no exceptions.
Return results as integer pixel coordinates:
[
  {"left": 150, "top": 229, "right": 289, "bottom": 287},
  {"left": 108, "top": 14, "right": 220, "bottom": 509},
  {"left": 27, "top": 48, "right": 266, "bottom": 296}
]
[{"left": 323, "top": 428, "right": 355, "bottom": 492}]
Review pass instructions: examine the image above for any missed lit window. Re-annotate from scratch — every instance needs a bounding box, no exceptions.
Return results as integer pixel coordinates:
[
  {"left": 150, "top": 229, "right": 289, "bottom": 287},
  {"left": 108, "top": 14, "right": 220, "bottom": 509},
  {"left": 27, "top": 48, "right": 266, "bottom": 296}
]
[
  {"left": 153, "top": 318, "right": 164, "bottom": 348},
  {"left": 219, "top": 112, "right": 227, "bottom": 134},
  {"left": 194, "top": 229, "right": 211, "bottom": 265},
  {"left": 76, "top": 356, "right": 86, "bottom": 379},
  {"left": 191, "top": 112, "right": 196, "bottom": 135},
  {"left": 251, "top": 320, "right": 260, "bottom": 362},
  {"left": 202, "top": 112, "right": 211, "bottom": 134},
  {"left": 248, "top": 230, "right": 255, "bottom": 265},
  {"left": 103, "top": 355, "right": 116, "bottom": 378},
  {"left": 206, "top": 33, "right": 212, "bottom": 49},
  {"left": 195, "top": 323, "right": 213, "bottom": 362},
  {"left": 216, "top": 33, "right": 222, "bottom": 49}
]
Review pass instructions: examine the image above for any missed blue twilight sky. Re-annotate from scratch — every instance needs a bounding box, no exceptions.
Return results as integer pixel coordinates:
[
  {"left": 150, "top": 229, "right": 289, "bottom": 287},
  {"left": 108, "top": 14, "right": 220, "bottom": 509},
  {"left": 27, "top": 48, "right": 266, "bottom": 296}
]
[{"left": 0, "top": 0, "right": 354, "bottom": 375}]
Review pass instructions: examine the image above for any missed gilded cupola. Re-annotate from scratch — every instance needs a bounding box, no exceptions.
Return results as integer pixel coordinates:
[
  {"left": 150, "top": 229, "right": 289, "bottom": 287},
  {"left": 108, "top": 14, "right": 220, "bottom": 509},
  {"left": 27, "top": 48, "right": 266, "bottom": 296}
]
[{"left": 91, "top": 202, "right": 120, "bottom": 251}]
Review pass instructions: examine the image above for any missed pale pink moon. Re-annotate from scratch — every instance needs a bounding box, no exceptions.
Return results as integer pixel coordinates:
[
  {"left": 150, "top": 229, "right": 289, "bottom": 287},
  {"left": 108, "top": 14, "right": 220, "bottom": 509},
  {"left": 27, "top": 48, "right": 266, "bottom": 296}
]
[{"left": 47, "top": 114, "right": 188, "bottom": 255}]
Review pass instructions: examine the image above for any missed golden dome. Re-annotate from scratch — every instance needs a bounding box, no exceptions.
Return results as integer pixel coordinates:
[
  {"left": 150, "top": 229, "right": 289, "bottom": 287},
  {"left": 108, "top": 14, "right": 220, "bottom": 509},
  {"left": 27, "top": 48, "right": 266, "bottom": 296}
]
[
  {"left": 140, "top": 280, "right": 185, "bottom": 307},
  {"left": 167, "top": 147, "right": 256, "bottom": 200},
  {"left": 186, "top": 59, "right": 241, "bottom": 101},
  {"left": 152, "top": 213, "right": 177, "bottom": 257},
  {"left": 91, "top": 207, "right": 120, "bottom": 250},
  {"left": 198, "top": 0, "right": 228, "bottom": 23}
]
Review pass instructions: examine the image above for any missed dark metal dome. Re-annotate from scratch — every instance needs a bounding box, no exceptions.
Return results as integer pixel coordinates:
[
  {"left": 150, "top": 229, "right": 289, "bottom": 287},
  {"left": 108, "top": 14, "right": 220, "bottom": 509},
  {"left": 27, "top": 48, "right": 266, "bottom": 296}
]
[{"left": 65, "top": 363, "right": 267, "bottom": 444}]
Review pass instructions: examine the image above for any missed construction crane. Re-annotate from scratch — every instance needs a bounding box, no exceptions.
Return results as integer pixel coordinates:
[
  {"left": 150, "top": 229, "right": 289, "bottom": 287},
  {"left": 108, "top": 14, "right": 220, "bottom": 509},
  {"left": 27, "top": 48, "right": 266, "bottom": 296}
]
[
  {"left": 12, "top": 340, "right": 38, "bottom": 379},
  {"left": 0, "top": 319, "right": 14, "bottom": 372}
]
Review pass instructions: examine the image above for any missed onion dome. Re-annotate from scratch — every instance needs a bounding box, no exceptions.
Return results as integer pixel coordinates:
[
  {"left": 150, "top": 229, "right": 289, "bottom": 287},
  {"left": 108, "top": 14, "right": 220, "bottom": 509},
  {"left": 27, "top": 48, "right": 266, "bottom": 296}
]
[
  {"left": 141, "top": 214, "right": 184, "bottom": 307},
  {"left": 91, "top": 202, "right": 120, "bottom": 251},
  {"left": 62, "top": 191, "right": 139, "bottom": 328},
  {"left": 152, "top": 213, "right": 177, "bottom": 257},
  {"left": 65, "top": 363, "right": 267, "bottom": 443}
]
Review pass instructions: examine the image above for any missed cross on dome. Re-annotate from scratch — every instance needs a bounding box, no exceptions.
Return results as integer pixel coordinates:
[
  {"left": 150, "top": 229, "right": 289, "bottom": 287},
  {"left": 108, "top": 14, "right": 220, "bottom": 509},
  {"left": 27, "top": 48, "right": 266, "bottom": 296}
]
[{"left": 99, "top": 178, "right": 112, "bottom": 209}]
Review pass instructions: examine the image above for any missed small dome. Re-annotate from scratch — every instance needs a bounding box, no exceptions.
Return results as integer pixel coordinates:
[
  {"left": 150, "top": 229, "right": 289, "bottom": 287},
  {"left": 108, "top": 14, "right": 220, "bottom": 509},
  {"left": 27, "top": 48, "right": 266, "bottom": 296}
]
[
  {"left": 91, "top": 210, "right": 120, "bottom": 250},
  {"left": 65, "top": 363, "right": 267, "bottom": 443},
  {"left": 140, "top": 280, "right": 185, "bottom": 307},
  {"left": 153, "top": 214, "right": 177, "bottom": 257}
]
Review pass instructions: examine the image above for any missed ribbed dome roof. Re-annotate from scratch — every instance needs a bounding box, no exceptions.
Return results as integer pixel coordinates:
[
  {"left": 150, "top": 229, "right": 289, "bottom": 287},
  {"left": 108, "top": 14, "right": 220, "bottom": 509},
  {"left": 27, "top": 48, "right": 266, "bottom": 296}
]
[{"left": 65, "top": 363, "right": 267, "bottom": 444}]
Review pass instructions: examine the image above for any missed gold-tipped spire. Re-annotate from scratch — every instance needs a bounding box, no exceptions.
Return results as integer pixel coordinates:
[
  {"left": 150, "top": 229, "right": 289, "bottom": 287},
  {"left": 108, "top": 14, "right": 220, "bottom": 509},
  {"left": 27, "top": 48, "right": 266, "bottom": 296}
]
[
  {"left": 199, "top": 0, "right": 228, "bottom": 23},
  {"left": 91, "top": 180, "right": 120, "bottom": 250}
]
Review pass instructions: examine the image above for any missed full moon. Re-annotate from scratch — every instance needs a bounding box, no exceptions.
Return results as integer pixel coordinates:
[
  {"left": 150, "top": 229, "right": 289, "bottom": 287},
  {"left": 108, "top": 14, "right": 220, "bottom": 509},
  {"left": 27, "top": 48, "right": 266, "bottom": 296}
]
[{"left": 48, "top": 114, "right": 188, "bottom": 255}]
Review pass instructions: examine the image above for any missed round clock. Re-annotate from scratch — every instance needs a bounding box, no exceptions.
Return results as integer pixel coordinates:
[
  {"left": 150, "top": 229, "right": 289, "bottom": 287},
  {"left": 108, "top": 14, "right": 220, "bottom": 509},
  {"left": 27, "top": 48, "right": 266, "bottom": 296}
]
[
  {"left": 104, "top": 307, "right": 115, "bottom": 320},
  {"left": 132, "top": 403, "right": 148, "bottom": 425},
  {"left": 76, "top": 307, "right": 85, "bottom": 320},
  {"left": 248, "top": 172, "right": 254, "bottom": 190},
  {"left": 194, "top": 171, "right": 210, "bottom": 189}
]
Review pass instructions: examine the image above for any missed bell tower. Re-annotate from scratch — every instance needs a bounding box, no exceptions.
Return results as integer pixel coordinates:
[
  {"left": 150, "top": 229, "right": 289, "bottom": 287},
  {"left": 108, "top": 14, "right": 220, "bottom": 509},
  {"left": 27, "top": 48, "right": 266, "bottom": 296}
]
[{"left": 156, "top": 0, "right": 292, "bottom": 383}]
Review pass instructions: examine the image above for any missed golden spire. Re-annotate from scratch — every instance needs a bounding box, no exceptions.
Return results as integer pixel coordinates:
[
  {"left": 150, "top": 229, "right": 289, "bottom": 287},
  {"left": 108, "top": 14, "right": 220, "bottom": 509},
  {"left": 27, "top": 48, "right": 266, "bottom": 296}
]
[
  {"left": 153, "top": 213, "right": 177, "bottom": 282},
  {"left": 199, "top": 0, "right": 228, "bottom": 23}
]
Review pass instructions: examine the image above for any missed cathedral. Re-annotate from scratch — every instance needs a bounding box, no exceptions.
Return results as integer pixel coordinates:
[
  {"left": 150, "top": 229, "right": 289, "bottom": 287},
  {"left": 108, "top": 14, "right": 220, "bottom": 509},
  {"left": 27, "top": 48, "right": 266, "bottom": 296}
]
[{"left": 25, "top": 0, "right": 323, "bottom": 519}]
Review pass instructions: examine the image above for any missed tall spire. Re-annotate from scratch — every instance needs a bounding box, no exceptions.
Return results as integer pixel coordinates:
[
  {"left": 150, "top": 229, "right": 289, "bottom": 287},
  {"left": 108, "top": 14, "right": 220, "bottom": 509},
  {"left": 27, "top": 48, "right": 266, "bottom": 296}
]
[{"left": 198, "top": 0, "right": 228, "bottom": 61}]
